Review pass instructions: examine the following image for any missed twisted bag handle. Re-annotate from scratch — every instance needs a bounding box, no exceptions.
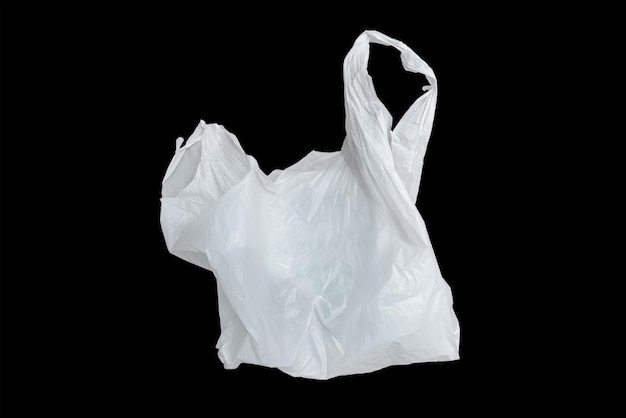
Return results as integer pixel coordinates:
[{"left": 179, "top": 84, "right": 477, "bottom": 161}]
[{"left": 341, "top": 30, "right": 438, "bottom": 245}]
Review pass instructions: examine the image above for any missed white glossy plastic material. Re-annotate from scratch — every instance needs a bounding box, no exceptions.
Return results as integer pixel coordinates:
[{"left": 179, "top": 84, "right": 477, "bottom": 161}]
[{"left": 160, "top": 30, "right": 460, "bottom": 379}]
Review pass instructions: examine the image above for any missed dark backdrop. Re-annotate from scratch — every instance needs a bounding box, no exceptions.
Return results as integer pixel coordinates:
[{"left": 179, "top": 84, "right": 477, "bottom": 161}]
[{"left": 1, "top": 1, "right": 624, "bottom": 417}]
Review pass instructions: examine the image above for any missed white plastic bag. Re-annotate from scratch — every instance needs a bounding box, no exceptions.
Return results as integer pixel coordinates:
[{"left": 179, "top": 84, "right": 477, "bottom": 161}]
[{"left": 160, "top": 30, "right": 460, "bottom": 379}]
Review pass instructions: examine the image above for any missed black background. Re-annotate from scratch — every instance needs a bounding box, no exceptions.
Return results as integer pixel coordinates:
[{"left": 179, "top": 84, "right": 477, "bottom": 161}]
[{"left": 1, "top": 1, "right": 624, "bottom": 417}]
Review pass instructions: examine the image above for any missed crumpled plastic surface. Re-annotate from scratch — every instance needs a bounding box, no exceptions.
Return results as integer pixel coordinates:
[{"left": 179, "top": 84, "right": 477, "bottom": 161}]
[{"left": 160, "top": 30, "right": 460, "bottom": 379}]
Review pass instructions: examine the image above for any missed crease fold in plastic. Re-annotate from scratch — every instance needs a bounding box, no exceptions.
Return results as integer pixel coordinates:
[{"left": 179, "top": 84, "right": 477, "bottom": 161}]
[{"left": 160, "top": 30, "right": 460, "bottom": 379}]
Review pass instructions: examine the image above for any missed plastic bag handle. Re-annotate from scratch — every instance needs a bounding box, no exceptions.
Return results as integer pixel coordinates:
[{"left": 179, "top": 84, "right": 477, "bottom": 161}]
[
  {"left": 341, "top": 31, "right": 437, "bottom": 246},
  {"left": 342, "top": 30, "right": 437, "bottom": 145},
  {"left": 343, "top": 30, "right": 437, "bottom": 98}
]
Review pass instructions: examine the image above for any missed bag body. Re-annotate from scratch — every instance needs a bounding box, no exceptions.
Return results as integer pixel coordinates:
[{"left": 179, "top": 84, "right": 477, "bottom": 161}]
[{"left": 160, "top": 30, "right": 460, "bottom": 379}]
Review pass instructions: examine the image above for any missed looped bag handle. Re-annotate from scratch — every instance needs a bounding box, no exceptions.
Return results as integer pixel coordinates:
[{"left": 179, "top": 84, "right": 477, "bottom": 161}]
[{"left": 341, "top": 30, "right": 438, "bottom": 245}]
